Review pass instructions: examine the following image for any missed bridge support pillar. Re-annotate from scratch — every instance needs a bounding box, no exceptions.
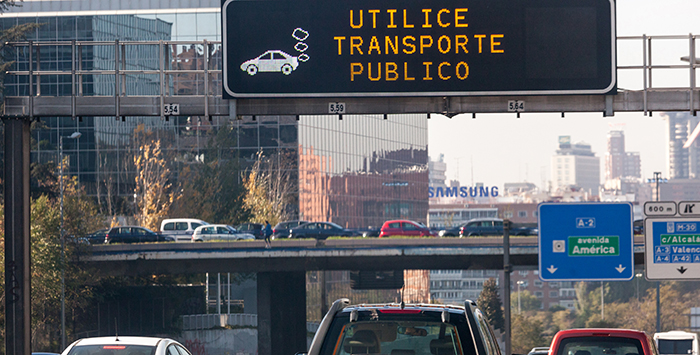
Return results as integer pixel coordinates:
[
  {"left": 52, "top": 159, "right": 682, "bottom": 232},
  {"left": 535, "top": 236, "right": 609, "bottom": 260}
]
[
  {"left": 257, "top": 272, "right": 307, "bottom": 355},
  {"left": 3, "top": 118, "right": 32, "bottom": 355}
]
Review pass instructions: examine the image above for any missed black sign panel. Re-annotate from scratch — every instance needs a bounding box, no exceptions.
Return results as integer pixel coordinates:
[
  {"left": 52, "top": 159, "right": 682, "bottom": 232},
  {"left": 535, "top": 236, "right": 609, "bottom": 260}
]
[{"left": 222, "top": 0, "right": 616, "bottom": 98}]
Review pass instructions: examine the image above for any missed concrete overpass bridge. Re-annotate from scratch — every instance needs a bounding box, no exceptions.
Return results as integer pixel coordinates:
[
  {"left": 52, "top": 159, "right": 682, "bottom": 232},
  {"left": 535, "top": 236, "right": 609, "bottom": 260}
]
[{"left": 81, "top": 236, "right": 647, "bottom": 276}]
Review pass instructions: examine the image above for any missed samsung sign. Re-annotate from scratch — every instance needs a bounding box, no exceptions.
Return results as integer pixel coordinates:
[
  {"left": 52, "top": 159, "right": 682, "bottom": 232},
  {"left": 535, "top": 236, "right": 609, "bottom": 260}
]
[
  {"left": 429, "top": 186, "right": 498, "bottom": 198},
  {"left": 222, "top": 0, "right": 616, "bottom": 98}
]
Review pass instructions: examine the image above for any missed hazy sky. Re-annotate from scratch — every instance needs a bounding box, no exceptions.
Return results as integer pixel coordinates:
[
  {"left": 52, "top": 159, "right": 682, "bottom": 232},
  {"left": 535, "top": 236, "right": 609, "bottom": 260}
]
[{"left": 428, "top": 0, "right": 700, "bottom": 190}]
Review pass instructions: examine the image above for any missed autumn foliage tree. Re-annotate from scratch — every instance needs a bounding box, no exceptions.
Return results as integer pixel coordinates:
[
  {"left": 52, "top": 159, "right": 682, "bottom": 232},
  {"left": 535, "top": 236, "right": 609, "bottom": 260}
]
[
  {"left": 133, "top": 140, "right": 176, "bottom": 231},
  {"left": 242, "top": 149, "right": 297, "bottom": 225}
]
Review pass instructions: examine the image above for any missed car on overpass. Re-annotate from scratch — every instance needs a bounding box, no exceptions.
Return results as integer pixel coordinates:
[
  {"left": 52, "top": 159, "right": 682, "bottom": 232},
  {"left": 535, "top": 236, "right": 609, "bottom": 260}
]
[
  {"left": 307, "top": 299, "right": 500, "bottom": 355},
  {"left": 191, "top": 224, "right": 255, "bottom": 242},
  {"left": 379, "top": 219, "right": 434, "bottom": 237},
  {"left": 288, "top": 222, "right": 359, "bottom": 239},
  {"left": 459, "top": 218, "right": 538, "bottom": 237},
  {"left": 235, "top": 222, "right": 264, "bottom": 239},
  {"left": 272, "top": 220, "right": 308, "bottom": 239},
  {"left": 61, "top": 336, "right": 193, "bottom": 355},
  {"left": 104, "top": 226, "right": 173, "bottom": 244}
]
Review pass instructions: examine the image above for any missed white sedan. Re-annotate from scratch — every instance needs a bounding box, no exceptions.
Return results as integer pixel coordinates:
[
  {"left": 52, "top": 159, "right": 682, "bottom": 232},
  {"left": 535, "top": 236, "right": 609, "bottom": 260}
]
[
  {"left": 240, "top": 50, "right": 299, "bottom": 76},
  {"left": 192, "top": 224, "right": 255, "bottom": 242},
  {"left": 61, "top": 336, "right": 191, "bottom": 355}
]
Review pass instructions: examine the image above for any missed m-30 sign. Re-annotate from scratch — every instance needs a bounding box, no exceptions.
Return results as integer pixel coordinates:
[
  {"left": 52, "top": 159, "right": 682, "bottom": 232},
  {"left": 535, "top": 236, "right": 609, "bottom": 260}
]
[{"left": 222, "top": 0, "right": 616, "bottom": 98}]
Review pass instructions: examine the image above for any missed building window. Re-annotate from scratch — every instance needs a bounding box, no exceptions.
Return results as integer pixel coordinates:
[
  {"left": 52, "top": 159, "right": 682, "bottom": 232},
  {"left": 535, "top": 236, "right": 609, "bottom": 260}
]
[
  {"left": 504, "top": 211, "right": 513, "bottom": 218},
  {"left": 549, "top": 291, "right": 559, "bottom": 298},
  {"left": 534, "top": 280, "right": 543, "bottom": 288},
  {"left": 518, "top": 211, "right": 528, "bottom": 218},
  {"left": 534, "top": 291, "right": 544, "bottom": 298},
  {"left": 518, "top": 270, "right": 529, "bottom": 276},
  {"left": 548, "top": 282, "right": 560, "bottom": 288}
]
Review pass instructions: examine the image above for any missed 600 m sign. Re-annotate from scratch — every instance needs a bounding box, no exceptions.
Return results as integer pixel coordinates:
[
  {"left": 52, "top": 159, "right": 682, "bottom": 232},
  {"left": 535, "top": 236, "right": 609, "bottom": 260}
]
[{"left": 222, "top": 0, "right": 616, "bottom": 98}]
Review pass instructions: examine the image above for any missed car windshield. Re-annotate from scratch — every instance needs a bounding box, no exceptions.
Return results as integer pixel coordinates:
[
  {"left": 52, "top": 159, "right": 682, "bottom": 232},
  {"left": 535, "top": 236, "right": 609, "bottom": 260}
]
[
  {"left": 557, "top": 337, "right": 644, "bottom": 355},
  {"left": 335, "top": 321, "right": 463, "bottom": 355},
  {"left": 327, "top": 222, "right": 344, "bottom": 229},
  {"left": 67, "top": 345, "right": 155, "bottom": 355}
]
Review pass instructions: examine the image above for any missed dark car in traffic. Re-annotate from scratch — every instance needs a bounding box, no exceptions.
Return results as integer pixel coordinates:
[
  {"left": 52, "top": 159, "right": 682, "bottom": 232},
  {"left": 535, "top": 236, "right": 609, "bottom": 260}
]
[
  {"left": 459, "top": 217, "right": 538, "bottom": 237},
  {"left": 235, "top": 222, "right": 264, "bottom": 239},
  {"left": 104, "top": 226, "right": 173, "bottom": 244},
  {"left": 85, "top": 229, "right": 108, "bottom": 244},
  {"left": 272, "top": 220, "right": 308, "bottom": 239},
  {"left": 308, "top": 298, "right": 501, "bottom": 355},
  {"left": 288, "top": 222, "right": 359, "bottom": 239}
]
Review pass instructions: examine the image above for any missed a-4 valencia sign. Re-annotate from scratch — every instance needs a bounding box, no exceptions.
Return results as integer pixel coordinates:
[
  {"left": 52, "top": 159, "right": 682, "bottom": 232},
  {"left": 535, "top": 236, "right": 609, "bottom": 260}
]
[
  {"left": 222, "top": 0, "right": 616, "bottom": 98},
  {"left": 645, "top": 217, "right": 700, "bottom": 280},
  {"left": 538, "top": 202, "right": 634, "bottom": 281}
]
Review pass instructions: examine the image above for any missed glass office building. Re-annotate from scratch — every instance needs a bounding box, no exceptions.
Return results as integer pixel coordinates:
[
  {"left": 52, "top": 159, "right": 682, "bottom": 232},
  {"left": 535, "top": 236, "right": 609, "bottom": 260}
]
[{"left": 0, "top": 0, "right": 429, "bottom": 227}]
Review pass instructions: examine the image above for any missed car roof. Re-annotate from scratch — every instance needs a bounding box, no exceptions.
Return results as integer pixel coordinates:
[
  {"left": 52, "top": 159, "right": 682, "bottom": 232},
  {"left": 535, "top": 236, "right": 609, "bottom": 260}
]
[
  {"left": 339, "top": 302, "right": 467, "bottom": 314},
  {"left": 556, "top": 328, "right": 648, "bottom": 338},
  {"left": 196, "top": 224, "right": 231, "bottom": 229},
  {"left": 161, "top": 218, "right": 208, "bottom": 224},
  {"left": 110, "top": 226, "right": 150, "bottom": 230},
  {"left": 72, "top": 336, "right": 166, "bottom": 346},
  {"left": 465, "top": 218, "right": 502, "bottom": 222},
  {"left": 382, "top": 219, "right": 423, "bottom": 225}
]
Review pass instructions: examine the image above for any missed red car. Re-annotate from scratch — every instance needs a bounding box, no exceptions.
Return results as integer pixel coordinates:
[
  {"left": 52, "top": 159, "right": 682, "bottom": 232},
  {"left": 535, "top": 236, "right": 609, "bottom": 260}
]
[
  {"left": 379, "top": 219, "right": 434, "bottom": 237},
  {"left": 549, "top": 328, "right": 656, "bottom": 355}
]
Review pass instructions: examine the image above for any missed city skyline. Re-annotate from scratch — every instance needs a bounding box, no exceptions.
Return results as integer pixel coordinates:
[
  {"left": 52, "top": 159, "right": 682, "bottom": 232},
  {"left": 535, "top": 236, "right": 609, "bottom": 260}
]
[{"left": 428, "top": 0, "right": 700, "bottom": 191}]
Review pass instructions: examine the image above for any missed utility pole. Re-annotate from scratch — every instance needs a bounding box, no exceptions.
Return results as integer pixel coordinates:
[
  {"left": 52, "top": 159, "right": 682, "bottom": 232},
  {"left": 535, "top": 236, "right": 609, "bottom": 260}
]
[
  {"left": 503, "top": 220, "right": 512, "bottom": 355},
  {"left": 647, "top": 171, "right": 666, "bottom": 332}
]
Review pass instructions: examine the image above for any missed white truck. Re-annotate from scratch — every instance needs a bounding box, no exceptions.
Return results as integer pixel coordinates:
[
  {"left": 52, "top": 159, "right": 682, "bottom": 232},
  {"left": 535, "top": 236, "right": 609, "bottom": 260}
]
[{"left": 655, "top": 331, "right": 698, "bottom": 355}]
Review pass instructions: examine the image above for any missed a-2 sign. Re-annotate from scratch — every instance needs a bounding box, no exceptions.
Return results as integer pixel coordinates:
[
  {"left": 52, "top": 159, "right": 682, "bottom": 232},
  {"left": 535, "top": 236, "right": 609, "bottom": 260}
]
[
  {"left": 538, "top": 202, "right": 634, "bottom": 281},
  {"left": 222, "top": 0, "right": 616, "bottom": 98}
]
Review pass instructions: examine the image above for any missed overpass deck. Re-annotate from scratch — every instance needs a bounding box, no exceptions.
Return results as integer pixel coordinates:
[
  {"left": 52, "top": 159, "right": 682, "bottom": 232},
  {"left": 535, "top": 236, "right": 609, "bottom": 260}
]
[{"left": 81, "top": 236, "right": 646, "bottom": 276}]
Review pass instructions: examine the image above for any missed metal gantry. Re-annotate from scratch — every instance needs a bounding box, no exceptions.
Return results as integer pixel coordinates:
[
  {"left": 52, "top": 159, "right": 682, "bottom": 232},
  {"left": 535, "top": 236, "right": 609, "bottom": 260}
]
[{"left": 3, "top": 35, "right": 700, "bottom": 118}]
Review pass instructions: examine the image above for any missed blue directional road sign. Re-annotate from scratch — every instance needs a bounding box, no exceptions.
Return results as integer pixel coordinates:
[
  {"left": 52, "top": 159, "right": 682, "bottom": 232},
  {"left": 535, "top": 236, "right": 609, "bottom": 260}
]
[
  {"left": 538, "top": 202, "right": 634, "bottom": 281},
  {"left": 645, "top": 217, "right": 700, "bottom": 280}
]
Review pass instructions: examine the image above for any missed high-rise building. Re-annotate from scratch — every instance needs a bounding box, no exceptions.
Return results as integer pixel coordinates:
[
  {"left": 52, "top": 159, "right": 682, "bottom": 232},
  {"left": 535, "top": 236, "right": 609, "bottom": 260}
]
[
  {"left": 429, "top": 154, "right": 448, "bottom": 190},
  {"left": 605, "top": 130, "right": 641, "bottom": 181},
  {"left": 0, "top": 0, "right": 429, "bottom": 226},
  {"left": 551, "top": 136, "right": 601, "bottom": 196},
  {"left": 606, "top": 130, "right": 625, "bottom": 181},
  {"left": 666, "top": 112, "right": 700, "bottom": 180}
]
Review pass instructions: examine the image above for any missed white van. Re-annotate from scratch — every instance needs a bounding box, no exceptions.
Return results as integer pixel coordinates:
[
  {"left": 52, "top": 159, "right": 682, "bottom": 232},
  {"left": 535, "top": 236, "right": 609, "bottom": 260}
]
[
  {"left": 160, "top": 218, "right": 209, "bottom": 242},
  {"left": 655, "top": 331, "right": 699, "bottom": 355}
]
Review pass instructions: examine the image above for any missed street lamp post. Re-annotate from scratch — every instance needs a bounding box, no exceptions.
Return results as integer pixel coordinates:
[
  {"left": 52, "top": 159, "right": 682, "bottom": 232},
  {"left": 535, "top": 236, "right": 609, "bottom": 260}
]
[
  {"left": 59, "top": 131, "right": 81, "bottom": 351},
  {"left": 517, "top": 280, "right": 524, "bottom": 314}
]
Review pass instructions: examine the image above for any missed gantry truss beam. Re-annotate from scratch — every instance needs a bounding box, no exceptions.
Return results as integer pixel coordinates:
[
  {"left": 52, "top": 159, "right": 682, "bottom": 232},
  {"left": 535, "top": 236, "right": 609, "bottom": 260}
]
[
  {"left": 3, "top": 35, "right": 700, "bottom": 118},
  {"left": 3, "top": 89, "right": 699, "bottom": 118}
]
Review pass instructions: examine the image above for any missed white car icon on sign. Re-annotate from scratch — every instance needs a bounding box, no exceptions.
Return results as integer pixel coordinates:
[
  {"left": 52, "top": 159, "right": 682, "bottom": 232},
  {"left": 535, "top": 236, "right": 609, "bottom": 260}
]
[{"left": 241, "top": 50, "right": 299, "bottom": 76}]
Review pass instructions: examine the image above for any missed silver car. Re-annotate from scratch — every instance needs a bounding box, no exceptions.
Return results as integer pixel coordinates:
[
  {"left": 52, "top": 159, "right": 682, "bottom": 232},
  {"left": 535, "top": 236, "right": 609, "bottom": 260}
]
[
  {"left": 62, "top": 336, "right": 192, "bottom": 355},
  {"left": 192, "top": 224, "right": 255, "bottom": 242}
]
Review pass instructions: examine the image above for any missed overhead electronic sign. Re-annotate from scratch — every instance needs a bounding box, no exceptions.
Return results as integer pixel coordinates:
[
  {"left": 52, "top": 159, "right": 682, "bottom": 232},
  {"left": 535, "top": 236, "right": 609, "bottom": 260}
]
[{"left": 222, "top": 0, "right": 616, "bottom": 98}]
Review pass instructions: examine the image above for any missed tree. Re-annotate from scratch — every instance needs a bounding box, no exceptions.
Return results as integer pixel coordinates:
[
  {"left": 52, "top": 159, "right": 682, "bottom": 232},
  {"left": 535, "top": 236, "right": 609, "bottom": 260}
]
[
  {"left": 511, "top": 313, "right": 546, "bottom": 354},
  {"left": 242, "top": 149, "right": 297, "bottom": 224},
  {"left": 133, "top": 139, "right": 176, "bottom": 231},
  {"left": 169, "top": 125, "right": 249, "bottom": 224},
  {"left": 510, "top": 289, "right": 542, "bottom": 313},
  {"left": 477, "top": 278, "right": 505, "bottom": 331}
]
